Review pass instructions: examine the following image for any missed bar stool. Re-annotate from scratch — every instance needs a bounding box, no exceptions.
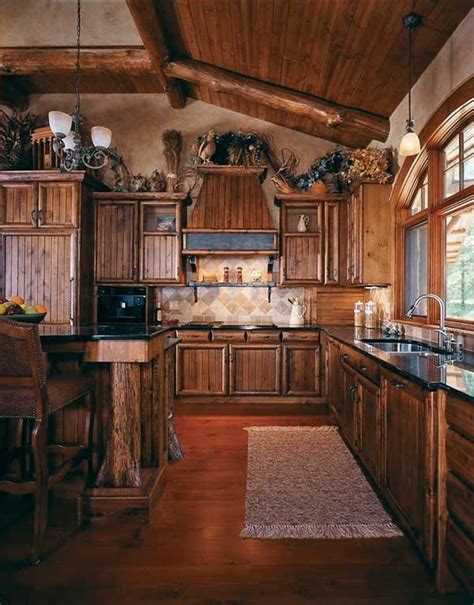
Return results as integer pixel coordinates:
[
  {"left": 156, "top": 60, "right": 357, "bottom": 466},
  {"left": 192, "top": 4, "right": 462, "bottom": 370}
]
[{"left": 0, "top": 319, "right": 95, "bottom": 564}]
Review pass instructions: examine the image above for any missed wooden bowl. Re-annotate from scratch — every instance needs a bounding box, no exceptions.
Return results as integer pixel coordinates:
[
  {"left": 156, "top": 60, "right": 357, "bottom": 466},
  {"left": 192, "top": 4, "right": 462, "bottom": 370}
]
[{"left": 2, "top": 313, "right": 47, "bottom": 324}]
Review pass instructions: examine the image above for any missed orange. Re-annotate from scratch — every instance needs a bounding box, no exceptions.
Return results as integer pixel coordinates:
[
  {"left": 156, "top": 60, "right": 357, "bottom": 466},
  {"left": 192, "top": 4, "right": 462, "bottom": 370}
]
[
  {"left": 9, "top": 295, "right": 24, "bottom": 305},
  {"left": 35, "top": 304, "right": 48, "bottom": 314}
]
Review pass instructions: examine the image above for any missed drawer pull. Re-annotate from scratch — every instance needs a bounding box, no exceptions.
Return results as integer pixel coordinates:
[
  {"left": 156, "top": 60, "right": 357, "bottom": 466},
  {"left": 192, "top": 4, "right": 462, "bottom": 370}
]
[
  {"left": 341, "top": 353, "right": 349, "bottom": 361},
  {"left": 390, "top": 380, "right": 405, "bottom": 389},
  {"left": 359, "top": 365, "right": 367, "bottom": 372}
]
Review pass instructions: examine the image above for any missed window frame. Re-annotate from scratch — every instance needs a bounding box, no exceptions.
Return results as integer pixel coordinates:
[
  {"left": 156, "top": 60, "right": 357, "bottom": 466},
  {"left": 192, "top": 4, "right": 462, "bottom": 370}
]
[{"left": 394, "top": 103, "right": 474, "bottom": 331}]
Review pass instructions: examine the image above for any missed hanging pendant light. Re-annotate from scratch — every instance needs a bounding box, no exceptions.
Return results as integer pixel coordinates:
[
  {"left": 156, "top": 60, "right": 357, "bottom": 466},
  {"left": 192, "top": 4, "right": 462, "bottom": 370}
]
[
  {"left": 399, "top": 12, "right": 422, "bottom": 157},
  {"left": 48, "top": 0, "right": 112, "bottom": 172}
]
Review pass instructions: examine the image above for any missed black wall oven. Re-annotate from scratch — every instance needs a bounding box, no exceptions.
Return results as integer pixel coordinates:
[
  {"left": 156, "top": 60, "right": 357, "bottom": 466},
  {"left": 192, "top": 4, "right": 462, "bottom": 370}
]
[{"left": 97, "top": 286, "right": 148, "bottom": 323}]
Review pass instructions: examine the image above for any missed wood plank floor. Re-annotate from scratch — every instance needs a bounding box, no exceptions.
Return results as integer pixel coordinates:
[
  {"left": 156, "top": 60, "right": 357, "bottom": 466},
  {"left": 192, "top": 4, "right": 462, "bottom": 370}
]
[{"left": 0, "top": 415, "right": 470, "bottom": 605}]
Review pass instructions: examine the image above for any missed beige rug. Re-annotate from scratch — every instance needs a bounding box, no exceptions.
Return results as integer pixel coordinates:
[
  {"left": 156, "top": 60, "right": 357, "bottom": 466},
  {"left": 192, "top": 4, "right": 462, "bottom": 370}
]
[{"left": 241, "top": 426, "right": 402, "bottom": 539}]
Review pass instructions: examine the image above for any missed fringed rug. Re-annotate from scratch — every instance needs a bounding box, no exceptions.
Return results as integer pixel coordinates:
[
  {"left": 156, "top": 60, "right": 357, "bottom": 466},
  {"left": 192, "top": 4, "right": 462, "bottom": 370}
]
[{"left": 241, "top": 426, "right": 402, "bottom": 540}]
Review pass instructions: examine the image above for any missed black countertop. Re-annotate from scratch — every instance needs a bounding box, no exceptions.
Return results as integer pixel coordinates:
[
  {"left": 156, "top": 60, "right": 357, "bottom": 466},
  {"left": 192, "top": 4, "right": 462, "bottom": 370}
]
[
  {"left": 38, "top": 323, "right": 170, "bottom": 342},
  {"left": 322, "top": 326, "right": 474, "bottom": 402}
]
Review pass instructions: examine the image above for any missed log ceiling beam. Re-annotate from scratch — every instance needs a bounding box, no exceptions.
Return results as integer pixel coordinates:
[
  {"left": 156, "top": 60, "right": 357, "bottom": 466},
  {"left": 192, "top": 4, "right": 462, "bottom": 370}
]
[
  {"left": 164, "top": 59, "right": 390, "bottom": 144},
  {"left": 0, "top": 47, "right": 153, "bottom": 76},
  {"left": 126, "top": 0, "right": 185, "bottom": 109}
]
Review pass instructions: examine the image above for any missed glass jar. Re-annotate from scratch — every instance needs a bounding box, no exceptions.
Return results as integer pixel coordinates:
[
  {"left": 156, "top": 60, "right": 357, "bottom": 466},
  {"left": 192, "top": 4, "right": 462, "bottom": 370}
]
[
  {"left": 364, "top": 301, "right": 377, "bottom": 329},
  {"left": 354, "top": 300, "right": 364, "bottom": 327}
]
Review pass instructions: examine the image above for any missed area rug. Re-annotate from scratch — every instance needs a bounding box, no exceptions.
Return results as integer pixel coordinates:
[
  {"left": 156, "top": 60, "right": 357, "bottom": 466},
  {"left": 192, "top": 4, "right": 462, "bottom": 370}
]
[{"left": 241, "top": 426, "right": 402, "bottom": 539}]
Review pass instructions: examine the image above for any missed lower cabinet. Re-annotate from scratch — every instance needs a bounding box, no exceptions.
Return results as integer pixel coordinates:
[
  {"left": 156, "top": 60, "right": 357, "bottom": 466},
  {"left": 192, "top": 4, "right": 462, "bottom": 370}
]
[
  {"left": 357, "top": 373, "right": 381, "bottom": 483},
  {"left": 325, "top": 337, "right": 344, "bottom": 422},
  {"left": 229, "top": 344, "right": 281, "bottom": 395},
  {"left": 176, "top": 343, "right": 227, "bottom": 396},
  {"left": 382, "top": 370, "right": 436, "bottom": 566},
  {"left": 340, "top": 356, "right": 359, "bottom": 450},
  {"left": 283, "top": 343, "right": 321, "bottom": 396}
]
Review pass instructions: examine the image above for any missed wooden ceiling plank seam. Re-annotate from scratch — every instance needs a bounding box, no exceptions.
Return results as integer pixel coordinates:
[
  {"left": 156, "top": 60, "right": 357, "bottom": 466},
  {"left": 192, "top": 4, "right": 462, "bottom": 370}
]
[
  {"left": 202, "top": 0, "right": 232, "bottom": 109},
  {"left": 125, "top": 0, "right": 185, "bottom": 108},
  {"left": 228, "top": 0, "right": 250, "bottom": 119},
  {"left": 254, "top": 0, "right": 275, "bottom": 123},
  {"left": 187, "top": 0, "right": 216, "bottom": 106},
  {"left": 266, "top": 0, "right": 291, "bottom": 127}
]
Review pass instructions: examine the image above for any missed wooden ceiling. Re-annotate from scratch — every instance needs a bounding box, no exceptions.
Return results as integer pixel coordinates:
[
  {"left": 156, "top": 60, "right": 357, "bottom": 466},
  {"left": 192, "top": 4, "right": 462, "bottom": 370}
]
[{"left": 1, "top": 0, "right": 472, "bottom": 146}]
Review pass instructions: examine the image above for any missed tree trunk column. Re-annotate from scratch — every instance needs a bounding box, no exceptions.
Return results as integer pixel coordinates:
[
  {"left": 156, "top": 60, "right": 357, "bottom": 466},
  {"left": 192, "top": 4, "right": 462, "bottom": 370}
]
[{"left": 96, "top": 363, "right": 142, "bottom": 488}]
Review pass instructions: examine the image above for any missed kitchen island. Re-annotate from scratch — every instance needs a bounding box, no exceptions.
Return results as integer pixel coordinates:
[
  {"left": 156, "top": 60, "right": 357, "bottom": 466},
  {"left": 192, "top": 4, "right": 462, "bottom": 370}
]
[{"left": 39, "top": 324, "right": 175, "bottom": 520}]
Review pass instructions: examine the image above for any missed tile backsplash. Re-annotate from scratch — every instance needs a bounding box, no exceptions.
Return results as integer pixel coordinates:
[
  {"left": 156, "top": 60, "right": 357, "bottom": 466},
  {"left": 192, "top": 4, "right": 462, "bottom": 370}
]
[{"left": 161, "top": 285, "right": 304, "bottom": 324}]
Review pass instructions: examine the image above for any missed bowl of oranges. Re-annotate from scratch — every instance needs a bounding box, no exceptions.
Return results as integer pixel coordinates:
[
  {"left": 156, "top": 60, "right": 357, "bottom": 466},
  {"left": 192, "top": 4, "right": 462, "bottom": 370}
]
[{"left": 0, "top": 296, "right": 48, "bottom": 323}]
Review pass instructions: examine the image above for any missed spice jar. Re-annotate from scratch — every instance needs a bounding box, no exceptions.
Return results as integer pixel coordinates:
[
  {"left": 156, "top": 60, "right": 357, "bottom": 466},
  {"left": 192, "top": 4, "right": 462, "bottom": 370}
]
[
  {"left": 354, "top": 301, "right": 364, "bottom": 327},
  {"left": 223, "top": 266, "right": 230, "bottom": 283},
  {"left": 364, "top": 301, "right": 377, "bottom": 329},
  {"left": 236, "top": 267, "right": 243, "bottom": 283}
]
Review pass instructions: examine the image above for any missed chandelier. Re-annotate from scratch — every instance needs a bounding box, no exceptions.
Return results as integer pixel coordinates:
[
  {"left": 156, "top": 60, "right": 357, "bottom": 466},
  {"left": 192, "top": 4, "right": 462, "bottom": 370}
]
[{"left": 48, "top": 0, "right": 112, "bottom": 172}]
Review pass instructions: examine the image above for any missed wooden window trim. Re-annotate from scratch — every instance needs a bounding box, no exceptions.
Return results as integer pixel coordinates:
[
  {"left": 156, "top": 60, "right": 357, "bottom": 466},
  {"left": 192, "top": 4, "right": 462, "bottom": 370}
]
[{"left": 392, "top": 79, "right": 474, "bottom": 329}]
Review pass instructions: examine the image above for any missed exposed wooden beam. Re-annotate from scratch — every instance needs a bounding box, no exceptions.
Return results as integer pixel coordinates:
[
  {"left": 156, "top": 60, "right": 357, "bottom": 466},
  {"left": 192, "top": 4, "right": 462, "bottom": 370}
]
[
  {"left": 0, "top": 47, "right": 153, "bottom": 76},
  {"left": 0, "top": 76, "right": 28, "bottom": 109},
  {"left": 126, "top": 0, "right": 185, "bottom": 109},
  {"left": 164, "top": 59, "right": 390, "bottom": 143}
]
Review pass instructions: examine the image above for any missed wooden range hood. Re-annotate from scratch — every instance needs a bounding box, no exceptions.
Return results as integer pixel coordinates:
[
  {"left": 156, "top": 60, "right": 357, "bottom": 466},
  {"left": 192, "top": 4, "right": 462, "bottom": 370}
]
[{"left": 182, "top": 165, "right": 278, "bottom": 255}]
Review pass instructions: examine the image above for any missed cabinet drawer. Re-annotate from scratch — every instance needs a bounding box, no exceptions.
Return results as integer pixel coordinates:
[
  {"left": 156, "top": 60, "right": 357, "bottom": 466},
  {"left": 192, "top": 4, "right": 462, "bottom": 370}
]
[
  {"left": 282, "top": 330, "right": 319, "bottom": 342},
  {"left": 446, "top": 518, "right": 474, "bottom": 593},
  {"left": 341, "top": 348, "right": 380, "bottom": 385},
  {"left": 212, "top": 330, "right": 246, "bottom": 342},
  {"left": 447, "top": 472, "right": 474, "bottom": 537},
  {"left": 247, "top": 330, "right": 281, "bottom": 343},
  {"left": 446, "top": 393, "right": 474, "bottom": 441},
  {"left": 176, "top": 330, "right": 210, "bottom": 342},
  {"left": 447, "top": 429, "right": 474, "bottom": 487}
]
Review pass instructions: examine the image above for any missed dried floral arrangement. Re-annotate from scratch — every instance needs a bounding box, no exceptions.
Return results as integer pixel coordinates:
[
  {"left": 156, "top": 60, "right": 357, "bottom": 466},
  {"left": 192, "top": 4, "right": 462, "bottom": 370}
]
[
  {"left": 191, "top": 130, "right": 272, "bottom": 166},
  {"left": 162, "top": 129, "right": 182, "bottom": 191},
  {"left": 0, "top": 110, "right": 37, "bottom": 170},
  {"left": 342, "top": 147, "right": 392, "bottom": 185}
]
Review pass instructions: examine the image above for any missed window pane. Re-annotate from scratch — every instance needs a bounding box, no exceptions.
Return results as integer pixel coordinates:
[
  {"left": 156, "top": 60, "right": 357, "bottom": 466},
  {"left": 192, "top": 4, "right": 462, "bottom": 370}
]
[
  {"left": 462, "top": 123, "right": 474, "bottom": 190},
  {"left": 444, "top": 163, "right": 460, "bottom": 197},
  {"left": 444, "top": 136, "right": 460, "bottom": 170},
  {"left": 404, "top": 222, "right": 427, "bottom": 315},
  {"left": 411, "top": 173, "right": 428, "bottom": 215},
  {"left": 446, "top": 205, "right": 474, "bottom": 320},
  {"left": 462, "top": 153, "right": 474, "bottom": 189},
  {"left": 444, "top": 135, "right": 461, "bottom": 197}
]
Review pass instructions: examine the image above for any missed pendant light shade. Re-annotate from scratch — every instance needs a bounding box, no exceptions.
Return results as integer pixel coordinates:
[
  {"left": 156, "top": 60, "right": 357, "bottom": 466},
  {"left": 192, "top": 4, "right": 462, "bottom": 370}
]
[
  {"left": 91, "top": 126, "right": 112, "bottom": 149},
  {"left": 399, "top": 130, "right": 421, "bottom": 156},
  {"left": 48, "top": 111, "right": 72, "bottom": 136}
]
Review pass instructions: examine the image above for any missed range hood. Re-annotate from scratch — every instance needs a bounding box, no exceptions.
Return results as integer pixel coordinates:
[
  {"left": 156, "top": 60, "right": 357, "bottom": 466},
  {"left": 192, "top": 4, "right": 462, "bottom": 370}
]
[{"left": 182, "top": 165, "right": 278, "bottom": 255}]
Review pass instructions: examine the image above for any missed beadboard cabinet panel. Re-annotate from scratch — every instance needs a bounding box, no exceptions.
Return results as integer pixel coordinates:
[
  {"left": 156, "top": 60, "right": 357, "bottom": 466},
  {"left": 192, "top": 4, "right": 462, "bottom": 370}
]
[
  {"left": 141, "top": 235, "right": 179, "bottom": 283},
  {"left": 283, "top": 235, "right": 324, "bottom": 284},
  {"left": 38, "top": 181, "right": 79, "bottom": 228},
  {"left": 176, "top": 344, "right": 227, "bottom": 396},
  {"left": 229, "top": 344, "right": 281, "bottom": 395},
  {"left": 283, "top": 344, "right": 321, "bottom": 396},
  {"left": 95, "top": 201, "right": 137, "bottom": 283},
  {"left": 2, "top": 232, "right": 75, "bottom": 324},
  {"left": 0, "top": 182, "right": 36, "bottom": 227}
]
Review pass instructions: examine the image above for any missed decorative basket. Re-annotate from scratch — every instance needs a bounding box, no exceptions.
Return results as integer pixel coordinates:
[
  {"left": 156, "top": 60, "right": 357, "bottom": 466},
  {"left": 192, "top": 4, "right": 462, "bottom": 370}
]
[{"left": 31, "top": 126, "right": 59, "bottom": 170}]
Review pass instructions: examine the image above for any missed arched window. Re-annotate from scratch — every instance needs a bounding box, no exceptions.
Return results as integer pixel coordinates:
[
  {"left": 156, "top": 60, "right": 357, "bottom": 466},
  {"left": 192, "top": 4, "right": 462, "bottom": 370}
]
[{"left": 393, "top": 80, "right": 474, "bottom": 329}]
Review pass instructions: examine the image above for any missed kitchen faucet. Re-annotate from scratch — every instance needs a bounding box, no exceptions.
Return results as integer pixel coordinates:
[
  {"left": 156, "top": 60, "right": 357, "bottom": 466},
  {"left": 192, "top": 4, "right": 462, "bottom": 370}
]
[{"left": 406, "top": 293, "right": 456, "bottom": 352}]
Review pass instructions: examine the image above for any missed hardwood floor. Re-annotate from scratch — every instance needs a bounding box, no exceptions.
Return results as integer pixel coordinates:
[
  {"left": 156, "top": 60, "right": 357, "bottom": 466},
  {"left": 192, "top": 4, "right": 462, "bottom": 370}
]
[{"left": 0, "top": 415, "right": 469, "bottom": 605}]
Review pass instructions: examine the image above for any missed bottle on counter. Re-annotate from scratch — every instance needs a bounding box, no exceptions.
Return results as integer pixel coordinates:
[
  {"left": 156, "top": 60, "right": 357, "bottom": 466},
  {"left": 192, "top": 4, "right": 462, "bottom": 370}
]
[
  {"left": 364, "top": 301, "right": 376, "bottom": 329},
  {"left": 354, "top": 300, "right": 364, "bottom": 327},
  {"left": 155, "top": 303, "right": 163, "bottom": 325}
]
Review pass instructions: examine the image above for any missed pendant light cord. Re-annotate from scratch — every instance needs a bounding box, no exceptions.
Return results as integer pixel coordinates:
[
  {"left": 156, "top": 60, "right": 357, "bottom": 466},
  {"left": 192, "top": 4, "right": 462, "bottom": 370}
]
[
  {"left": 408, "top": 24, "right": 412, "bottom": 128},
  {"left": 74, "top": 0, "right": 81, "bottom": 121}
]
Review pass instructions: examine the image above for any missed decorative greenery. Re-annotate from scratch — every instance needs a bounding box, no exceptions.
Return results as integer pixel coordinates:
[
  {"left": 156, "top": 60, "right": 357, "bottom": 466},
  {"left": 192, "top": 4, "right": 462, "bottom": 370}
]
[
  {"left": 0, "top": 110, "right": 37, "bottom": 170},
  {"left": 290, "top": 147, "right": 349, "bottom": 191},
  {"left": 191, "top": 131, "right": 270, "bottom": 166}
]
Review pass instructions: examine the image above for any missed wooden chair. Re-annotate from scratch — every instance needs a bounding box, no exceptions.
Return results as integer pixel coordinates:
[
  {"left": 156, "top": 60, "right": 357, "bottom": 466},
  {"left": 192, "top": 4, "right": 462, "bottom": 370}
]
[{"left": 0, "top": 319, "right": 95, "bottom": 564}]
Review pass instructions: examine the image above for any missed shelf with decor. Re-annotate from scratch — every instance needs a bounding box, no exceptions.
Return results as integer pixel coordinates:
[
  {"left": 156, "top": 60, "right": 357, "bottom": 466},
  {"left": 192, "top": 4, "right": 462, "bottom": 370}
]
[{"left": 187, "top": 281, "right": 277, "bottom": 303}]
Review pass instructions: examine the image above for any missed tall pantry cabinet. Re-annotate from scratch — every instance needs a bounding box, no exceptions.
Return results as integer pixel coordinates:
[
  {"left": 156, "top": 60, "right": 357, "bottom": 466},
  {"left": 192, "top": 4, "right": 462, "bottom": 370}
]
[{"left": 0, "top": 171, "right": 106, "bottom": 324}]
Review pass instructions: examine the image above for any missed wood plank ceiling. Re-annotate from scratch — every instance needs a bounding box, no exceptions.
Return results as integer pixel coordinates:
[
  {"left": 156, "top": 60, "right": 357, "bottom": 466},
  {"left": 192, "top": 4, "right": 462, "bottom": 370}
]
[{"left": 1, "top": 0, "right": 472, "bottom": 146}]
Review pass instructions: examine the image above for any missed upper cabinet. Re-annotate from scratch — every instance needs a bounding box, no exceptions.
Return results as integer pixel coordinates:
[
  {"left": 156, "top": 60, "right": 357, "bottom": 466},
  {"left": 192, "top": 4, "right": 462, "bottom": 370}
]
[
  {"left": 277, "top": 194, "right": 344, "bottom": 286},
  {"left": 94, "top": 193, "right": 186, "bottom": 286},
  {"left": 345, "top": 183, "right": 391, "bottom": 286}
]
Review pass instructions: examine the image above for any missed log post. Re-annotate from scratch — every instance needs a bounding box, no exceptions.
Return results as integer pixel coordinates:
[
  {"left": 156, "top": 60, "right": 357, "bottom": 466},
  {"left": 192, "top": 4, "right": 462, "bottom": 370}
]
[{"left": 96, "top": 363, "right": 142, "bottom": 488}]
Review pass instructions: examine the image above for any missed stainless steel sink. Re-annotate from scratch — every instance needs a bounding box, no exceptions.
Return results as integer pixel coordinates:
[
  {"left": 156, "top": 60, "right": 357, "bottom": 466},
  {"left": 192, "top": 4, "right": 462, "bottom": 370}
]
[{"left": 361, "top": 339, "right": 442, "bottom": 354}]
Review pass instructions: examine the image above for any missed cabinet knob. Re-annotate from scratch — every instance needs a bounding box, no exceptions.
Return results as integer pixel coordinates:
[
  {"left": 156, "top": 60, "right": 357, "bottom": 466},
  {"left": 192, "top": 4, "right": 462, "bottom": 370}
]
[
  {"left": 359, "top": 365, "right": 367, "bottom": 373},
  {"left": 30, "top": 209, "right": 37, "bottom": 227},
  {"left": 390, "top": 380, "right": 405, "bottom": 389}
]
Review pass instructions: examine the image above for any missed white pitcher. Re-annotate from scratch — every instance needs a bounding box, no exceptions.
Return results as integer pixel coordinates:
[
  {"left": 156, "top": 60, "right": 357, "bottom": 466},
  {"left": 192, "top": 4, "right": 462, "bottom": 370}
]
[
  {"left": 289, "top": 298, "right": 306, "bottom": 326},
  {"left": 296, "top": 215, "right": 310, "bottom": 232}
]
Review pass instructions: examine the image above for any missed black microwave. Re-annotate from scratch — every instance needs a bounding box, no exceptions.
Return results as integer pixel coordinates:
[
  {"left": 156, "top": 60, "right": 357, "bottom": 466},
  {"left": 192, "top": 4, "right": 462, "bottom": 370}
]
[{"left": 97, "top": 286, "right": 148, "bottom": 323}]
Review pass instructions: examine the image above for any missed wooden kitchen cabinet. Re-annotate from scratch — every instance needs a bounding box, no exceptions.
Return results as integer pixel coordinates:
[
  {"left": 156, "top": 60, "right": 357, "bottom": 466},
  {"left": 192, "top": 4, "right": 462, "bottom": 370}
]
[
  {"left": 382, "top": 369, "right": 436, "bottom": 565},
  {"left": 229, "top": 344, "right": 281, "bottom": 395},
  {"left": 340, "top": 356, "right": 359, "bottom": 450},
  {"left": 176, "top": 343, "right": 227, "bottom": 396},
  {"left": 0, "top": 171, "right": 104, "bottom": 324},
  {"left": 325, "top": 336, "right": 345, "bottom": 423},
  {"left": 94, "top": 193, "right": 186, "bottom": 286},
  {"left": 357, "top": 372, "right": 381, "bottom": 482},
  {"left": 346, "top": 183, "right": 391, "bottom": 286},
  {"left": 283, "top": 343, "right": 321, "bottom": 396},
  {"left": 95, "top": 200, "right": 138, "bottom": 283}
]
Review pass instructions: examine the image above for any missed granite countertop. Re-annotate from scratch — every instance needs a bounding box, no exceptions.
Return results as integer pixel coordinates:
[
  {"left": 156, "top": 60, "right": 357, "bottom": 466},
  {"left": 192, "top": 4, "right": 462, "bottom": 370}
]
[
  {"left": 38, "top": 323, "right": 170, "bottom": 342},
  {"left": 176, "top": 322, "right": 319, "bottom": 330},
  {"left": 322, "top": 326, "right": 474, "bottom": 402}
]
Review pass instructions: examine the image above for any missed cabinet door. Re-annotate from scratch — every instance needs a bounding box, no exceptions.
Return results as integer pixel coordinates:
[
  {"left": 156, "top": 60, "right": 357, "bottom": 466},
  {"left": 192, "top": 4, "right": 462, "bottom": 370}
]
[
  {"left": 358, "top": 374, "right": 381, "bottom": 482},
  {"left": 229, "top": 344, "right": 281, "bottom": 395},
  {"left": 0, "top": 183, "right": 37, "bottom": 228},
  {"left": 140, "top": 202, "right": 182, "bottom": 284},
  {"left": 37, "top": 182, "right": 79, "bottom": 228},
  {"left": 324, "top": 202, "right": 340, "bottom": 285},
  {"left": 283, "top": 344, "right": 320, "bottom": 396},
  {"left": 2, "top": 232, "right": 76, "bottom": 324},
  {"left": 95, "top": 201, "right": 137, "bottom": 283},
  {"left": 282, "top": 235, "right": 323, "bottom": 284},
  {"left": 176, "top": 344, "right": 227, "bottom": 396},
  {"left": 326, "top": 339, "right": 344, "bottom": 422},
  {"left": 383, "top": 373, "right": 436, "bottom": 564},
  {"left": 340, "top": 358, "right": 358, "bottom": 449},
  {"left": 346, "top": 193, "right": 362, "bottom": 285}
]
